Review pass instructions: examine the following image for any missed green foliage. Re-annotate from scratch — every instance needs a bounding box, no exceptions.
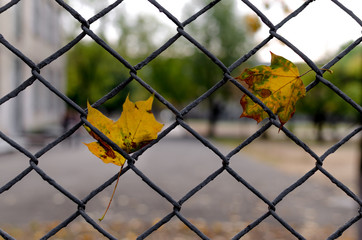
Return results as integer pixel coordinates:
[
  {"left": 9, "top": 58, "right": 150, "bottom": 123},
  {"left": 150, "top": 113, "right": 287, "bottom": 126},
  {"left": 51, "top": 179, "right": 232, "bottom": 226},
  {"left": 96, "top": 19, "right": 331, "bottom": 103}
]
[
  {"left": 143, "top": 57, "right": 195, "bottom": 106},
  {"left": 66, "top": 13, "right": 172, "bottom": 112},
  {"left": 66, "top": 1, "right": 253, "bottom": 117},
  {"left": 66, "top": 2, "right": 359, "bottom": 128},
  {"left": 183, "top": 0, "right": 251, "bottom": 97},
  {"left": 66, "top": 41, "right": 131, "bottom": 111},
  {"left": 143, "top": 0, "right": 253, "bottom": 110},
  {"left": 297, "top": 45, "right": 362, "bottom": 122}
]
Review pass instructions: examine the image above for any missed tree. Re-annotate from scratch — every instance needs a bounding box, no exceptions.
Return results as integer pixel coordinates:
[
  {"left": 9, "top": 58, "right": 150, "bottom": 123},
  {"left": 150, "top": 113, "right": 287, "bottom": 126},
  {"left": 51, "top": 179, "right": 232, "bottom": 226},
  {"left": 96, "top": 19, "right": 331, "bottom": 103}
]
[
  {"left": 66, "top": 40, "right": 132, "bottom": 111},
  {"left": 66, "top": 13, "right": 165, "bottom": 112},
  {"left": 144, "top": 1, "right": 255, "bottom": 136},
  {"left": 297, "top": 44, "right": 362, "bottom": 141},
  {"left": 66, "top": 2, "right": 257, "bottom": 136},
  {"left": 186, "top": 1, "right": 254, "bottom": 136}
]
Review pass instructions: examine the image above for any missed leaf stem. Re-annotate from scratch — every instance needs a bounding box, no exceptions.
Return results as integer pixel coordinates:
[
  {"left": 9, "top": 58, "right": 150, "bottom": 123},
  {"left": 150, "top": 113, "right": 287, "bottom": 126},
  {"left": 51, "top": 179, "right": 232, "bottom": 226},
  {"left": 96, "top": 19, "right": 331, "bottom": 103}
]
[
  {"left": 298, "top": 68, "right": 333, "bottom": 78},
  {"left": 99, "top": 165, "right": 124, "bottom": 221}
]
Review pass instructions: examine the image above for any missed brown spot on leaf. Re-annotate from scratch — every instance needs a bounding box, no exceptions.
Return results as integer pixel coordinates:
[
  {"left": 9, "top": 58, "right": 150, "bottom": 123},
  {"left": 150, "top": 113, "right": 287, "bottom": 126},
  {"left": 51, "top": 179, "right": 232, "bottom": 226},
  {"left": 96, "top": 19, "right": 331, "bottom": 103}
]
[{"left": 260, "top": 89, "right": 271, "bottom": 98}]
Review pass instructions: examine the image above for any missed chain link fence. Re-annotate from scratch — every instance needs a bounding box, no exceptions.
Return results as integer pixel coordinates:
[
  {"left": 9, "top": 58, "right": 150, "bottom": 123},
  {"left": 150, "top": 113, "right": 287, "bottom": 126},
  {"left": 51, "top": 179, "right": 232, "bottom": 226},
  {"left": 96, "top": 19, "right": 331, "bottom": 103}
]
[{"left": 0, "top": 0, "right": 361, "bottom": 239}]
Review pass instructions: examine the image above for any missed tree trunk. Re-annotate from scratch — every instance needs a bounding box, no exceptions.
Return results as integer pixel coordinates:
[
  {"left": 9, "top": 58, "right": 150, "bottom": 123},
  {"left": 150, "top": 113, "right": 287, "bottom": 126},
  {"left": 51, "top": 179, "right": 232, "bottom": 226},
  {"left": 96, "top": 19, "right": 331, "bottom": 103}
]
[
  {"left": 207, "top": 98, "right": 222, "bottom": 138},
  {"left": 313, "top": 111, "right": 326, "bottom": 142}
]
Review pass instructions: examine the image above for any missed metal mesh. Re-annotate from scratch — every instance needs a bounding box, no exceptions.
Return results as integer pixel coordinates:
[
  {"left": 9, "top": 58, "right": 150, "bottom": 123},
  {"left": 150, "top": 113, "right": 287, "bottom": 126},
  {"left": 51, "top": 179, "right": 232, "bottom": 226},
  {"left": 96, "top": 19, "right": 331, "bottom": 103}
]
[{"left": 0, "top": 0, "right": 361, "bottom": 239}]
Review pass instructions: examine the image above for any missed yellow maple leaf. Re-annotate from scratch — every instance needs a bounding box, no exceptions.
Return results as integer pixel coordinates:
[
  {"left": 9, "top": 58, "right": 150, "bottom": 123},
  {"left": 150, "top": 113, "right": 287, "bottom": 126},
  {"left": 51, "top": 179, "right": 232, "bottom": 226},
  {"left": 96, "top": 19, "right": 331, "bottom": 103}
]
[
  {"left": 84, "top": 95, "right": 163, "bottom": 221},
  {"left": 115, "top": 95, "right": 164, "bottom": 153},
  {"left": 236, "top": 52, "right": 306, "bottom": 128},
  {"left": 84, "top": 95, "right": 164, "bottom": 166}
]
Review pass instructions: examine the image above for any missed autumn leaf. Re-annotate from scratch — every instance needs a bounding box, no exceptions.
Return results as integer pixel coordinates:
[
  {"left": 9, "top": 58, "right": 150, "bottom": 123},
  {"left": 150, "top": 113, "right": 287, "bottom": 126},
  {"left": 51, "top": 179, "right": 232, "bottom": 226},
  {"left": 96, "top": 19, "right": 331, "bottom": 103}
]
[
  {"left": 244, "top": 14, "right": 261, "bottom": 33},
  {"left": 84, "top": 95, "right": 164, "bottom": 220},
  {"left": 236, "top": 52, "right": 306, "bottom": 128},
  {"left": 84, "top": 95, "right": 164, "bottom": 166},
  {"left": 115, "top": 95, "right": 164, "bottom": 153}
]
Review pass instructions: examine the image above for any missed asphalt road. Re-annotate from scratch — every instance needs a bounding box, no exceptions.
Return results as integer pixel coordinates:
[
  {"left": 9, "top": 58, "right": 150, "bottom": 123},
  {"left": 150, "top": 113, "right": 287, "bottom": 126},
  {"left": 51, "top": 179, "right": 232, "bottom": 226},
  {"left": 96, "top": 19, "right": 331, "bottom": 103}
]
[{"left": 0, "top": 135, "right": 359, "bottom": 234}]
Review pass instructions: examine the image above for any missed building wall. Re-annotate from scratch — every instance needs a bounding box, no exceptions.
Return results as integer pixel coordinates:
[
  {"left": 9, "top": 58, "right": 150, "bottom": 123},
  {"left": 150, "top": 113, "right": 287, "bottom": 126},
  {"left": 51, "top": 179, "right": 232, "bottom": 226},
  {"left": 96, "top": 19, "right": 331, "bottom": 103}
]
[{"left": 0, "top": 0, "right": 65, "bottom": 136}]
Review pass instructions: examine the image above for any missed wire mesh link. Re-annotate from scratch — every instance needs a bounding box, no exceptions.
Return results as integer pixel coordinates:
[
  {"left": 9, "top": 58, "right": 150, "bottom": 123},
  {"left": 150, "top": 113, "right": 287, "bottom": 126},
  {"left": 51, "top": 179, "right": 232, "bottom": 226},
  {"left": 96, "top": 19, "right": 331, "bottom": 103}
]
[{"left": 0, "top": 0, "right": 361, "bottom": 239}]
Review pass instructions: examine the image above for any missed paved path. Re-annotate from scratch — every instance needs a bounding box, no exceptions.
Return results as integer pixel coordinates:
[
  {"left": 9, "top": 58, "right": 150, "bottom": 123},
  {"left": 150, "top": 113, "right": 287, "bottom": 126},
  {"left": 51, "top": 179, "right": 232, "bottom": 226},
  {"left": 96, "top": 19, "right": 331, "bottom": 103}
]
[{"left": 0, "top": 136, "right": 359, "bottom": 233}]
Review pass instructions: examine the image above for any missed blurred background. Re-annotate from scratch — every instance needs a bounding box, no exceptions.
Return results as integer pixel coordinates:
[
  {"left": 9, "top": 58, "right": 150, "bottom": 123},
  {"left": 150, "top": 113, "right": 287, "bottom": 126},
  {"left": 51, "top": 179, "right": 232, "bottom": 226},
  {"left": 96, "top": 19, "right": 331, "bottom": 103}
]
[
  {"left": 0, "top": 0, "right": 361, "bottom": 239},
  {"left": 0, "top": 0, "right": 360, "bottom": 145}
]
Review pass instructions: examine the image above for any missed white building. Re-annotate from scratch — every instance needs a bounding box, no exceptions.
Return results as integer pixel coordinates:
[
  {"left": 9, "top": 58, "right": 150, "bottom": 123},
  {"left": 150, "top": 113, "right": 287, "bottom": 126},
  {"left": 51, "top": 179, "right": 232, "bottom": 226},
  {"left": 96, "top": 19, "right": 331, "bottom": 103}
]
[{"left": 0, "top": 0, "right": 65, "bottom": 140}]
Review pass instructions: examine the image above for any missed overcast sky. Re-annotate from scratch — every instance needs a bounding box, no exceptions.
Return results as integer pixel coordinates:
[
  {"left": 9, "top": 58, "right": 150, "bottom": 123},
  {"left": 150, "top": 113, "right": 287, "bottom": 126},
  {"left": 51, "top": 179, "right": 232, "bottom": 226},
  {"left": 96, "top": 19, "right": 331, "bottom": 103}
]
[{"left": 72, "top": 0, "right": 362, "bottom": 63}]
